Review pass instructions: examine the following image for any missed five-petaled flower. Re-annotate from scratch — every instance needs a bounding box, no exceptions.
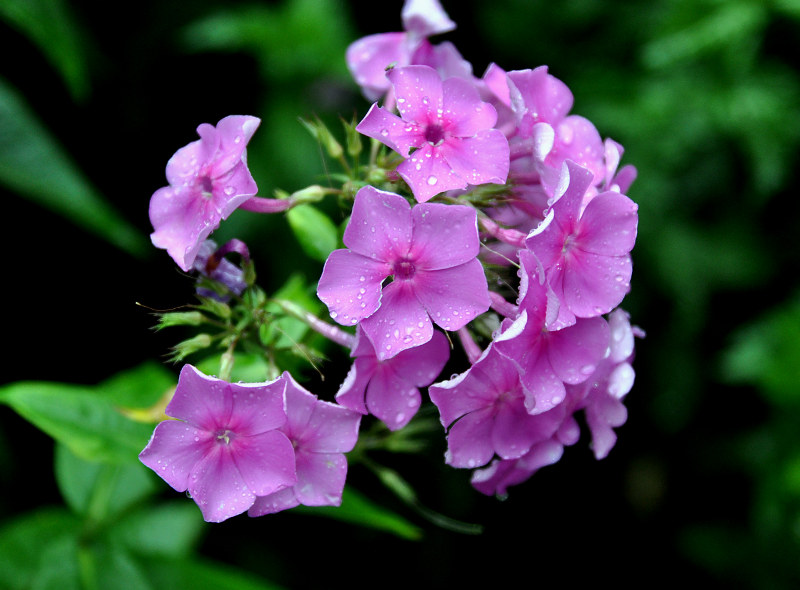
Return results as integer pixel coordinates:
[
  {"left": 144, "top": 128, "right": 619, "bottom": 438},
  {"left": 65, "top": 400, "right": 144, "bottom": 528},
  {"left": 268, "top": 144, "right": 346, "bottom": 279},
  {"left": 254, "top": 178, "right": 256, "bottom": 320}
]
[
  {"left": 149, "top": 115, "right": 260, "bottom": 271},
  {"left": 357, "top": 65, "right": 509, "bottom": 203},
  {"left": 139, "top": 364, "right": 296, "bottom": 523},
  {"left": 317, "top": 185, "right": 490, "bottom": 360}
]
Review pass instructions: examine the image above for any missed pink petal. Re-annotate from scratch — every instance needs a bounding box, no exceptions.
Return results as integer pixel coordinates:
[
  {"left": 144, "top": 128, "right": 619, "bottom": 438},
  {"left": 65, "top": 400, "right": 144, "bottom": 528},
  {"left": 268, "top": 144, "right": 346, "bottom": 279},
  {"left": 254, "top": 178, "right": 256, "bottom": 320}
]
[
  {"left": 410, "top": 202, "right": 480, "bottom": 270},
  {"left": 293, "top": 451, "right": 348, "bottom": 506},
  {"left": 577, "top": 191, "right": 639, "bottom": 256},
  {"left": 248, "top": 487, "right": 299, "bottom": 516},
  {"left": 437, "top": 130, "right": 510, "bottom": 187},
  {"left": 187, "top": 444, "right": 257, "bottom": 522},
  {"left": 230, "top": 430, "right": 297, "bottom": 497},
  {"left": 356, "top": 103, "right": 423, "bottom": 157},
  {"left": 335, "top": 359, "right": 372, "bottom": 415},
  {"left": 284, "top": 374, "right": 361, "bottom": 453},
  {"left": 165, "top": 365, "right": 233, "bottom": 430},
  {"left": 442, "top": 76, "right": 497, "bottom": 137},
  {"left": 445, "top": 407, "right": 496, "bottom": 468},
  {"left": 388, "top": 65, "right": 444, "bottom": 124},
  {"left": 366, "top": 365, "right": 421, "bottom": 430},
  {"left": 547, "top": 316, "right": 611, "bottom": 384},
  {"left": 402, "top": 0, "right": 456, "bottom": 38},
  {"left": 139, "top": 420, "right": 213, "bottom": 493},
  {"left": 317, "top": 249, "right": 391, "bottom": 326},
  {"left": 413, "top": 260, "right": 490, "bottom": 331},
  {"left": 387, "top": 329, "right": 449, "bottom": 387},
  {"left": 397, "top": 142, "right": 466, "bottom": 202},
  {"left": 562, "top": 251, "right": 632, "bottom": 317},
  {"left": 360, "top": 280, "right": 434, "bottom": 360},
  {"left": 344, "top": 186, "right": 413, "bottom": 261},
  {"left": 346, "top": 32, "right": 410, "bottom": 100}
]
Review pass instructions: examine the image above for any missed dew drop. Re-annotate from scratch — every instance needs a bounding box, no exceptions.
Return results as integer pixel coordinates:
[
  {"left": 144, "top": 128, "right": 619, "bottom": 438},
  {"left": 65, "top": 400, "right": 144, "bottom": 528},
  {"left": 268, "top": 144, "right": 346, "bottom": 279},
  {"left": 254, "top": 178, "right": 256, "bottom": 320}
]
[{"left": 427, "top": 176, "right": 438, "bottom": 186}]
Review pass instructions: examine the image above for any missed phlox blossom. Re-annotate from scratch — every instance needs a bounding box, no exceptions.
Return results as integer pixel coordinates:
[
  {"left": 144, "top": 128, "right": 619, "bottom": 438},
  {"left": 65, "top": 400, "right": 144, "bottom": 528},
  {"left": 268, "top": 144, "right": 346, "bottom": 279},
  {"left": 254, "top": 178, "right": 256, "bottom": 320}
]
[
  {"left": 317, "top": 186, "right": 490, "bottom": 360},
  {"left": 336, "top": 327, "right": 449, "bottom": 430},
  {"left": 525, "top": 160, "right": 639, "bottom": 328},
  {"left": 357, "top": 65, "right": 509, "bottom": 203},
  {"left": 149, "top": 115, "right": 260, "bottom": 271},
  {"left": 249, "top": 373, "right": 361, "bottom": 515},
  {"left": 139, "top": 364, "right": 296, "bottom": 523}
]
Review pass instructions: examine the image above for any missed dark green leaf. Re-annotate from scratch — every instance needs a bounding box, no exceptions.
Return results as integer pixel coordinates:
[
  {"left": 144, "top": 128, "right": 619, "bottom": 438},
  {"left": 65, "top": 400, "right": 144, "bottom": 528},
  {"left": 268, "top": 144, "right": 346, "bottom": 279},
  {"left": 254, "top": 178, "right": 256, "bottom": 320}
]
[
  {"left": 0, "top": 76, "right": 148, "bottom": 256},
  {"left": 295, "top": 487, "right": 423, "bottom": 540},
  {"left": 0, "top": 381, "right": 154, "bottom": 463}
]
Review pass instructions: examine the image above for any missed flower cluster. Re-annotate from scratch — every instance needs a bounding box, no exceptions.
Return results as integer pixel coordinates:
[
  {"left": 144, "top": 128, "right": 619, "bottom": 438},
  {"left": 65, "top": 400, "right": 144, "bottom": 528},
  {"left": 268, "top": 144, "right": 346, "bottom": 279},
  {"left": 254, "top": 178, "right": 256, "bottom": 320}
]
[
  {"left": 139, "top": 365, "right": 360, "bottom": 522},
  {"left": 140, "top": 0, "right": 642, "bottom": 523}
]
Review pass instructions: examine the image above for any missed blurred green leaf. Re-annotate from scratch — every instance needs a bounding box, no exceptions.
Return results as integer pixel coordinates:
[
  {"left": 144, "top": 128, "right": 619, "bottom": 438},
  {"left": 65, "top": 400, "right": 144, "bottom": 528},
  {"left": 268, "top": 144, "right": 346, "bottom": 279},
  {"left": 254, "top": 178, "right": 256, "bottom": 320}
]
[
  {"left": 642, "top": 1, "right": 766, "bottom": 68},
  {"left": 295, "top": 487, "right": 423, "bottom": 540},
  {"left": 0, "top": 381, "right": 153, "bottom": 463},
  {"left": 0, "top": 507, "right": 81, "bottom": 590},
  {"left": 144, "top": 557, "right": 284, "bottom": 590},
  {"left": 111, "top": 502, "right": 205, "bottom": 559},
  {"left": 286, "top": 204, "right": 338, "bottom": 262},
  {"left": 721, "top": 294, "right": 800, "bottom": 405},
  {"left": 97, "top": 362, "right": 176, "bottom": 409},
  {"left": 180, "top": 0, "right": 352, "bottom": 80},
  {"left": 0, "top": 76, "right": 148, "bottom": 257},
  {"left": 0, "top": 0, "right": 90, "bottom": 100},
  {"left": 55, "top": 443, "right": 158, "bottom": 519}
]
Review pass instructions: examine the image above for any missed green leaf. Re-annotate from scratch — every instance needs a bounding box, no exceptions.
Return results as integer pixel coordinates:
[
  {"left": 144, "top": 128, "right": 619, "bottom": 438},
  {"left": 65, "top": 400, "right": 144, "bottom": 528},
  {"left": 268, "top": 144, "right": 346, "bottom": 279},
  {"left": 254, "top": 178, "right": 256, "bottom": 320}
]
[
  {"left": 720, "top": 294, "right": 800, "bottom": 405},
  {"left": 0, "top": 381, "right": 154, "bottom": 463},
  {"left": 0, "top": 507, "right": 81, "bottom": 590},
  {"left": 144, "top": 557, "right": 284, "bottom": 590},
  {"left": 0, "top": 76, "right": 148, "bottom": 257},
  {"left": 97, "top": 362, "right": 176, "bottom": 409},
  {"left": 295, "top": 487, "right": 423, "bottom": 540},
  {"left": 111, "top": 502, "right": 205, "bottom": 559},
  {"left": 286, "top": 204, "right": 339, "bottom": 262},
  {"left": 55, "top": 443, "right": 158, "bottom": 519},
  {"left": 0, "top": 0, "right": 90, "bottom": 100}
]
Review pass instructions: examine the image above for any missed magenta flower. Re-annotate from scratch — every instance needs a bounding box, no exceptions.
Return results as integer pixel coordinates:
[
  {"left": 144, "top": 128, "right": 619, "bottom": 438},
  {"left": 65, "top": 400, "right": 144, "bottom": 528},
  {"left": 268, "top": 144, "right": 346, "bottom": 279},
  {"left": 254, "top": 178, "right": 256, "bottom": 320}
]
[
  {"left": 357, "top": 65, "right": 509, "bottom": 202},
  {"left": 336, "top": 327, "right": 449, "bottom": 430},
  {"left": 139, "top": 365, "right": 296, "bottom": 523},
  {"left": 149, "top": 115, "right": 260, "bottom": 271},
  {"left": 525, "top": 160, "right": 639, "bottom": 328},
  {"left": 429, "top": 344, "right": 568, "bottom": 468},
  {"left": 317, "top": 186, "right": 490, "bottom": 360},
  {"left": 470, "top": 439, "right": 565, "bottom": 498},
  {"left": 249, "top": 373, "right": 361, "bottom": 516}
]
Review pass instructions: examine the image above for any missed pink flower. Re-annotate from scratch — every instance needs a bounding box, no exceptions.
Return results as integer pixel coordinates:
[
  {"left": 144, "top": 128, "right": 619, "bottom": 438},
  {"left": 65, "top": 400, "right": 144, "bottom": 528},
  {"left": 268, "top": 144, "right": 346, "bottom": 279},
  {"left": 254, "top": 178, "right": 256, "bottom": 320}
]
[
  {"left": 525, "top": 160, "right": 639, "bottom": 328},
  {"left": 493, "top": 249, "right": 610, "bottom": 414},
  {"left": 356, "top": 65, "right": 509, "bottom": 203},
  {"left": 249, "top": 373, "right": 361, "bottom": 515},
  {"left": 346, "top": 0, "right": 455, "bottom": 101},
  {"left": 430, "top": 343, "right": 568, "bottom": 468},
  {"left": 336, "top": 327, "right": 449, "bottom": 430},
  {"left": 149, "top": 115, "right": 260, "bottom": 271},
  {"left": 317, "top": 186, "right": 490, "bottom": 360},
  {"left": 139, "top": 365, "right": 296, "bottom": 523}
]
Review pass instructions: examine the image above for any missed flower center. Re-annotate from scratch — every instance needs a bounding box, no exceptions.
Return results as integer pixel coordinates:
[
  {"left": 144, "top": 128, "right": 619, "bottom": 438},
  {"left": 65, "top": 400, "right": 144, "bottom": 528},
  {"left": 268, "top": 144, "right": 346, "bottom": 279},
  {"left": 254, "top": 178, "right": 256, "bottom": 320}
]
[
  {"left": 200, "top": 176, "right": 214, "bottom": 199},
  {"left": 424, "top": 124, "right": 445, "bottom": 146},
  {"left": 215, "top": 428, "right": 234, "bottom": 445},
  {"left": 393, "top": 259, "right": 416, "bottom": 281}
]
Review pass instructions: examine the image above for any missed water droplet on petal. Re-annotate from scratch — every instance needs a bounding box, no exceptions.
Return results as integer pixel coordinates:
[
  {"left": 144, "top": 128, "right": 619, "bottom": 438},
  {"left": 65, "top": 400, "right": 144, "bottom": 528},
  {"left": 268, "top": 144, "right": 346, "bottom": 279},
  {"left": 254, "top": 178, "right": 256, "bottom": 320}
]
[{"left": 427, "top": 176, "right": 438, "bottom": 186}]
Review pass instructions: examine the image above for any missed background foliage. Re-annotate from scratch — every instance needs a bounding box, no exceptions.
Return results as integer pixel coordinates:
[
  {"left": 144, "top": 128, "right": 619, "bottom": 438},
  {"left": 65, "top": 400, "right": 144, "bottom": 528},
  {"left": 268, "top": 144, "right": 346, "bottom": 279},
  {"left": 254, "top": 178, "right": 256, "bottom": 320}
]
[{"left": 2, "top": 0, "right": 799, "bottom": 587}]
